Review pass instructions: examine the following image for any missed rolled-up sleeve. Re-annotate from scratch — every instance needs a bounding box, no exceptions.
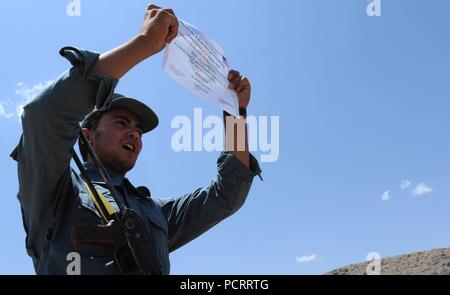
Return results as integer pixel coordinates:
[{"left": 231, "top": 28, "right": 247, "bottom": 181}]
[
  {"left": 156, "top": 152, "right": 262, "bottom": 252},
  {"left": 10, "top": 47, "right": 118, "bottom": 250}
]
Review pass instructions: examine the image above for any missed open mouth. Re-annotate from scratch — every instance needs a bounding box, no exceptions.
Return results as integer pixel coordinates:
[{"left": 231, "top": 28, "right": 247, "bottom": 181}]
[{"left": 122, "top": 142, "right": 136, "bottom": 153}]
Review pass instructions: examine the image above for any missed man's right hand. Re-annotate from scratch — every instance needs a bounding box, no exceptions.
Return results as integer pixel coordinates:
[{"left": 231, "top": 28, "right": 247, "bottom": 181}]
[
  {"left": 89, "top": 4, "right": 179, "bottom": 80},
  {"left": 139, "top": 4, "right": 179, "bottom": 56}
]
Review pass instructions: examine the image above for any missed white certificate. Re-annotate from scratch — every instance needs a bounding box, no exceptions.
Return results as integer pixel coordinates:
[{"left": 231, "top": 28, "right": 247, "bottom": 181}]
[{"left": 162, "top": 20, "right": 239, "bottom": 116}]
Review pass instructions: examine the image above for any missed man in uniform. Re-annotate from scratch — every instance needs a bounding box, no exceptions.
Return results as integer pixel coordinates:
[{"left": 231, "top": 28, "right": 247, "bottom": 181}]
[{"left": 11, "top": 4, "right": 261, "bottom": 274}]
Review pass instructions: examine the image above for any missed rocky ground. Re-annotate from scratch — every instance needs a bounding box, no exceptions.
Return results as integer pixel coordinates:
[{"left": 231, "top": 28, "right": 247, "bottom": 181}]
[{"left": 326, "top": 247, "right": 450, "bottom": 275}]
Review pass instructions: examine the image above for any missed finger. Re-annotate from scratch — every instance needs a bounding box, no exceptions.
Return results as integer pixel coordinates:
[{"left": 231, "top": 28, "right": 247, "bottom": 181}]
[
  {"left": 164, "top": 8, "right": 175, "bottom": 16},
  {"left": 236, "top": 76, "right": 250, "bottom": 93},
  {"left": 164, "top": 9, "right": 179, "bottom": 43},
  {"left": 147, "top": 3, "right": 161, "bottom": 10},
  {"left": 229, "top": 74, "right": 242, "bottom": 89},
  {"left": 228, "top": 70, "right": 240, "bottom": 89},
  {"left": 227, "top": 70, "right": 239, "bottom": 81},
  {"left": 146, "top": 4, "right": 161, "bottom": 18},
  {"left": 168, "top": 22, "right": 179, "bottom": 43},
  {"left": 165, "top": 18, "right": 179, "bottom": 43}
]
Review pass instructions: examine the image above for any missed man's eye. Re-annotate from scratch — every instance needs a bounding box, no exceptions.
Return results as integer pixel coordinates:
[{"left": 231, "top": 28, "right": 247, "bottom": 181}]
[{"left": 116, "top": 121, "right": 126, "bottom": 126}]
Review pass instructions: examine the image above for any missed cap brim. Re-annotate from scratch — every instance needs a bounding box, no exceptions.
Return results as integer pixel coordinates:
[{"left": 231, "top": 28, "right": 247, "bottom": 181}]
[{"left": 110, "top": 97, "right": 159, "bottom": 133}]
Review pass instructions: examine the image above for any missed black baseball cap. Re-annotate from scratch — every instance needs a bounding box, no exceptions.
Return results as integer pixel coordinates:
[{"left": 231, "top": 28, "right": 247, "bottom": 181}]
[{"left": 81, "top": 93, "right": 159, "bottom": 133}]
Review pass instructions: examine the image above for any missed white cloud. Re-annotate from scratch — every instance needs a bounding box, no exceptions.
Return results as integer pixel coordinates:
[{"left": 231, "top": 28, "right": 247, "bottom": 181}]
[
  {"left": 15, "top": 81, "right": 50, "bottom": 100},
  {"left": 381, "top": 190, "right": 390, "bottom": 201},
  {"left": 15, "top": 80, "right": 53, "bottom": 118},
  {"left": 400, "top": 180, "right": 411, "bottom": 190},
  {"left": 1, "top": 81, "right": 53, "bottom": 120},
  {"left": 412, "top": 183, "right": 433, "bottom": 196},
  {"left": 295, "top": 254, "right": 317, "bottom": 264},
  {"left": 0, "top": 100, "right": 14, "bottom": 119}
]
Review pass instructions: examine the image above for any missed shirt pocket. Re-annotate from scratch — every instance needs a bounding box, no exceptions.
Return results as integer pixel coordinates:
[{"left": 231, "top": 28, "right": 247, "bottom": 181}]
[{"left": 145, "top": 206, "right": 170, "bottom": 273}]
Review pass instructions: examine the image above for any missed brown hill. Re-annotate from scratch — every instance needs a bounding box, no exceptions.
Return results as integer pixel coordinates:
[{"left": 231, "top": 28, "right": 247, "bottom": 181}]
[{"left": 326, "top": 248, "right": 450, "bottom": 275}]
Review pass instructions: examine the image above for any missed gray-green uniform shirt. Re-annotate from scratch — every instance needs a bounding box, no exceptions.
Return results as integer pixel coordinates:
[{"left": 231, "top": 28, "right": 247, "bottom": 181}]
[{"left": 10, "top": 47, "right": 261, "bottom": 275}]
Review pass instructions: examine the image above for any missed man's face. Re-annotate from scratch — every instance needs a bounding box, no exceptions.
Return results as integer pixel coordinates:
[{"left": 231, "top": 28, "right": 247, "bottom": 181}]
[{"left": 83, "top": 108, "right": 143, "bottom": 174}]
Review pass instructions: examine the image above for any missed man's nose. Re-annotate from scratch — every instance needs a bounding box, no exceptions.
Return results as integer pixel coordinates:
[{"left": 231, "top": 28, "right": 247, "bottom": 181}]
[{"left": 127, "top": 129, "right": 141, "bottom": 141}]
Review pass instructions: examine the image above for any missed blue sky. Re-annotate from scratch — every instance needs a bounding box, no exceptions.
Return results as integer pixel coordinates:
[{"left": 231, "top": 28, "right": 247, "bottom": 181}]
[{"left": 1, "top": 0, "right": 449, "bottom": 275}]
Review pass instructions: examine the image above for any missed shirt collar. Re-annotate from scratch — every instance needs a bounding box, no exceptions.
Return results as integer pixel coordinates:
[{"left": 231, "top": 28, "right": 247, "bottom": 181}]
[{"left": 83, "top": 162, "right": 125, "bottom": 187}]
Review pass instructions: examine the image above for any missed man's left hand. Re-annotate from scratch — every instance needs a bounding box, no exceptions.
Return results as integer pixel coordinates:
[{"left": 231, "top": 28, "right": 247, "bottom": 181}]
[{"left": 228, "top": 70, "right": 251, "bottom": 109}]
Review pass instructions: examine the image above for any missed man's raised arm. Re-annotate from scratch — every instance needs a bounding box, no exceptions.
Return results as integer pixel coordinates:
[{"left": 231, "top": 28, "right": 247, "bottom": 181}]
[
  {"left": 224, "top": 70, "right": 252, "bottom": 168},
  {"left": 90, "top": 4, "right": 178, "bottom": 79},
  {"left": 11, "top": 4, "right": 178, "bottom": 251}
]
